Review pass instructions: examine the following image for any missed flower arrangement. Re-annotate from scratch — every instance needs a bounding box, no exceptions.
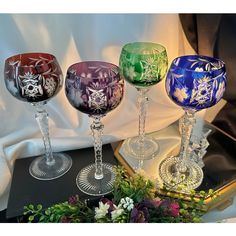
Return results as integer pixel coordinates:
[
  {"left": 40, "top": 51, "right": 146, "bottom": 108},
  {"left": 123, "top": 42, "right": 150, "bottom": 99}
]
[{"left": 23, "top": 166, "right": 212, "bottom": 223}]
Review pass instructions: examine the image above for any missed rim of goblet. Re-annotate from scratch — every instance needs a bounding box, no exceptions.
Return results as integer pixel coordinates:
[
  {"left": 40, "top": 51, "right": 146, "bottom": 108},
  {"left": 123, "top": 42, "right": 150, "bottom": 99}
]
[
  {"left": 121, "top": 42, "right": 167, "bottom": 56},
  {"left": 171, "top": 54, "right": 226, "bottom": 73},
  {"left": 67, "top": 61, "right": 120, "bottom": 79},
  {"left": 5, "top": 52, "right": 57, "bottom": 67}
]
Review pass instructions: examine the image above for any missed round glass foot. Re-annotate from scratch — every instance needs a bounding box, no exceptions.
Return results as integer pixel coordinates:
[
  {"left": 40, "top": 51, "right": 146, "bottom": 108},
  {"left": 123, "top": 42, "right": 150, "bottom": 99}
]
[
  {"left": 122, "top": 136, "right": 159, "bottom": 160},
  {"left": 76, "top": 163, "right": 115, "bottom": 196},
  {"left": 159, "top": 156, "right": 203, "bottom": 193},
  {"left": 29, "top": 153, "right": 72, "bottom": 180}
]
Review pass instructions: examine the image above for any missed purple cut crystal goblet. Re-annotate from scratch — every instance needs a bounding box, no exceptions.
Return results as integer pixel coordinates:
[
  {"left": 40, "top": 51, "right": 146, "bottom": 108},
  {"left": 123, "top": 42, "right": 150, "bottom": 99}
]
[
  {"left": 4, "top": 52, "right": 72, "bottom": 180},
  {"left": 65, "top": 61, "right": 124, "bottom": 196}
]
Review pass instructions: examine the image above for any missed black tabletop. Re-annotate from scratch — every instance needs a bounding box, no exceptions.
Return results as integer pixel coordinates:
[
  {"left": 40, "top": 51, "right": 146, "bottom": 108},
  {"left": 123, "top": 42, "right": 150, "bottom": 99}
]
[{"left": 5, "top": 144, "right": 117, "bottom": 220}]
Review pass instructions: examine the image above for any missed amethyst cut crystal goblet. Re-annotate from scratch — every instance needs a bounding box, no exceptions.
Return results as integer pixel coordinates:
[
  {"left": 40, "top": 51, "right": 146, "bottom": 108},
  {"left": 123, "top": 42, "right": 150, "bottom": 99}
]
[
  {"left": 4, "top": 53, "right": 72, "bottom": 180},
  {"left": 65, "top": 61, "right": 124, "bottom": 196},
  {"left": 159, "top": 55, "right": 226, "bottom": 193}
]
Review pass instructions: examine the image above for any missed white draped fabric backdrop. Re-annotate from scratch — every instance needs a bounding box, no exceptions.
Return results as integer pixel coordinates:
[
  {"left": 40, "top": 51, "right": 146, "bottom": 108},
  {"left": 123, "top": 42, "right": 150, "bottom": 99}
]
[{"left": 0, "top": 14, "right": 235, "bottom": 222}]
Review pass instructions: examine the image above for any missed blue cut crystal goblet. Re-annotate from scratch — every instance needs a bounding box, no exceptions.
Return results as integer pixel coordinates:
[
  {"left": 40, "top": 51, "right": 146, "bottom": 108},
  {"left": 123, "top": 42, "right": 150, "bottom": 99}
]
[{"left": 159, "top": 55, "right": 226, "bottom": 193}]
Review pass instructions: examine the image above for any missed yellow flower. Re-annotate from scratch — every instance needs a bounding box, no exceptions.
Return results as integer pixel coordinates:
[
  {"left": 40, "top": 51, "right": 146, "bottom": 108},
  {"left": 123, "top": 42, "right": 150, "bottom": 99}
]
[{"left": 173, "top": 87, "right": 188, "bottom": 102}]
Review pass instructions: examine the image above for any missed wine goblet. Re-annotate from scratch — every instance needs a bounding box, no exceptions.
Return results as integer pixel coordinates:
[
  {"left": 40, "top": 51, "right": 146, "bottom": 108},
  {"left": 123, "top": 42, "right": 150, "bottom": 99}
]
[
  {"left": 159, "top": 55, "right": 226, "bottom": 193},
  {"left": 65, "top": 61, "right": 124, "bottom": 196},
  {"left": 119, "top": 42, "right": 168, "bottom": 169},
  {"left": 4, "top": 53, "right": 72, "bottom": 180}
]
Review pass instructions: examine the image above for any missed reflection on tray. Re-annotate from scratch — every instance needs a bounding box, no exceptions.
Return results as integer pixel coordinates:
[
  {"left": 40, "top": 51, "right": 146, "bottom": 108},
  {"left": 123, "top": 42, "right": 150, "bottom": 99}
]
[
  {"left": 199, "top": 123, "right": 236, "bottom": 191},
  {"left": 115, "top": 121, "right": 236, "bottom": 211}
]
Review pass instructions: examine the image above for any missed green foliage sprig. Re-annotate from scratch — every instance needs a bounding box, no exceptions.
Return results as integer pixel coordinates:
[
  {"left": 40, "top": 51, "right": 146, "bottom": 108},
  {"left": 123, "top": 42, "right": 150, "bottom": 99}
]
[
  {"left": 23, "top": 166, "right": 215, "bottom": 223},
  {"left": 112, "top": 166, "right": 155, "bottom": 204},
  {"left": 23, "top": 195, "right": 94, "bottom": 223}
]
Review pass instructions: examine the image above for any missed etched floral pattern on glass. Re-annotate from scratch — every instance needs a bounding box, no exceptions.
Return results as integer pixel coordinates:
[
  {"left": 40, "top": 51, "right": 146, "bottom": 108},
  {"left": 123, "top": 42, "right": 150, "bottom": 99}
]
[
  {"left": 65, "top": 61, "right": 124, "bottom": 196},
  {"left": 4, "top": 52, "right": 72, "bottom": 181},
  {"left": 4, "top": 53, "right": 62, "bottom": 103},
  {"left": 166, "top": 55, "right": 226, "bottom": 110},
  {"left": 119, "top": 42, "right": 168, "bottom": 169},
  {"left": 159, "top": 55, "right": 227, "bottom": 193},
  {"left": 65, "top": 61, "right": 124, "bottom": 116},
  {"left": 119, "top": 42, "right": 168, "bottom": 88}
]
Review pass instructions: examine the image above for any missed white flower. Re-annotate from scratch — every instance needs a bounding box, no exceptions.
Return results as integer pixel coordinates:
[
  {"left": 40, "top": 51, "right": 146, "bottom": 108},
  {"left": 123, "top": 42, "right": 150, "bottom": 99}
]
[
  {"left": 118, "top": 197, "right": 134, "bottom": 211},
  {"left": 127, "top": 204, "right": 134, "bottom": 211},
  {"left": 125, "top": 197, "right": 134, "bottom": 203},
  {"left": 120, "top": 198, "right": 125, "bottom": 204},
  {"left": 94, "top": 202, "right": 109, "bottom": 220},
  {"left": 111, "top": 208, "right": 124, "bottom": 221}
]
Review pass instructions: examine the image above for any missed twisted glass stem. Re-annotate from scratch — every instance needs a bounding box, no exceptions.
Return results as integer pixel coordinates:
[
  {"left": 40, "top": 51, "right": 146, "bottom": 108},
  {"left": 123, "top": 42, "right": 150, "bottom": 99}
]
[
  {"left": 91, "top": 115, "right": 104, "bottom": 180},
  {"left": 137, "top": 88, "right": 149, "bottom": 168},
  {"left": 177, "top": 109, "right": 196, "bottom": 173},
  {"left": 34, "top": 103, "right": 55, "bottom": 166}
]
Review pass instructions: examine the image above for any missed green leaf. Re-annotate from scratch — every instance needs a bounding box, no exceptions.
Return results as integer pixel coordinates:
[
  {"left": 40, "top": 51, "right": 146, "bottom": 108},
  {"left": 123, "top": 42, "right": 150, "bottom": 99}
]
[
  {"left": 28, "top": 215, "right": 34, "bottom": 222},
  {"left": 37, "top": 204, "right": 43, "bottom": 211},
  {"left": 49, "top": 214, "right": 55, "bottom": 222},
  {"left": 39, "top": 215, "right": 45, "bottom": 222},
  {"left": 28, "top": 204, "right": 34, "bottom": 210},
  {"left": 45, "top": 209, "right": 50, "bottom": 215}
]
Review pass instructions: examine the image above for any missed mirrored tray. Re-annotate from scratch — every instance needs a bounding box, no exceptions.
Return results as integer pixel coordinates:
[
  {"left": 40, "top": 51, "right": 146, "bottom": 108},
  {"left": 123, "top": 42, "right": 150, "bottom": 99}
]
[{"left": 114, "top": 121, "right": 236, "bottom": 211}]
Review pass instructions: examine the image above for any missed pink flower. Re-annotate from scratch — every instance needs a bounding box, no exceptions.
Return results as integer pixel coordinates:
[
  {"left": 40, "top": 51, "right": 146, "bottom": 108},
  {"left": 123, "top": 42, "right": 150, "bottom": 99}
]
[
  {"left": 68, "top": 195, "right": 78, "bottom": 205},
  {"left": 169, "top": 202, "right": 180, "bottom": 217}
]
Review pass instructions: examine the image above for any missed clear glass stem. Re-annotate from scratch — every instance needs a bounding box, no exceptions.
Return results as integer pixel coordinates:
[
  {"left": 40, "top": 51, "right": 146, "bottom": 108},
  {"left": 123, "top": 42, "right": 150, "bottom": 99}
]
[
  {"left": 137, "top": 88, "right": 149, "bottom": 169},
  {"left": 91, "top": 115, "right": 104, "bottom": 180},
  {"left": 34, "top": 102, "right": 55, "bottom": 166},
  {"left": 137, "top": 88, "right": 149, "bottom": 143},
  {"left": 137, "top": 88, "right": 149, "bottom": 168},
  {"left": 177, "top": 109, "right": 196, "bottom": 173}
]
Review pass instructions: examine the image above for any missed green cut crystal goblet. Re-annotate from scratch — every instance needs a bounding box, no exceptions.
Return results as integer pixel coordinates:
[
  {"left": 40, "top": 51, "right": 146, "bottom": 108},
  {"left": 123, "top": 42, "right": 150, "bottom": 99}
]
[{"left": 119, "top": 42, "right": 168, "bottom": 169}]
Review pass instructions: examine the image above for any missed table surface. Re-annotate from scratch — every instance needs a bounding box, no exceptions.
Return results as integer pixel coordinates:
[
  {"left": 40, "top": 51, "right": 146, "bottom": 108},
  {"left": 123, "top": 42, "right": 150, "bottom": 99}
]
[
  {"left": 5, "top": 144, "right": 117, "bottom": 220},
  {"left": 1, "top": 122, "right": 236, "bottom": 223}
]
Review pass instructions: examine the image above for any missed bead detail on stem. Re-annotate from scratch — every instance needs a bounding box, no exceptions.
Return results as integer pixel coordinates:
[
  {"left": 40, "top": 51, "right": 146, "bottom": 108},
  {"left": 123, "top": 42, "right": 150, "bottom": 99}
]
[
  {"left": 34, "top": 102, "right": 55, "bottom": 166},
  {"left": 177, "top": 109, "right": 196, "bottom": 173},
  {"left": 137, "top": 88, "right": 149, "bottom": 168},
  {"left": 91, "top": 115, "right": 104, "bottom": 180}
]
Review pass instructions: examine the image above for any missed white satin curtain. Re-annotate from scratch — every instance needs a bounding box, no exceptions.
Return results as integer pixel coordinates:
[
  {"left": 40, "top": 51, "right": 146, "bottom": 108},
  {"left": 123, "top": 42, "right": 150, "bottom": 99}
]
[{"left": 0, "top": 14, "right": 195, "bottom": 210}]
